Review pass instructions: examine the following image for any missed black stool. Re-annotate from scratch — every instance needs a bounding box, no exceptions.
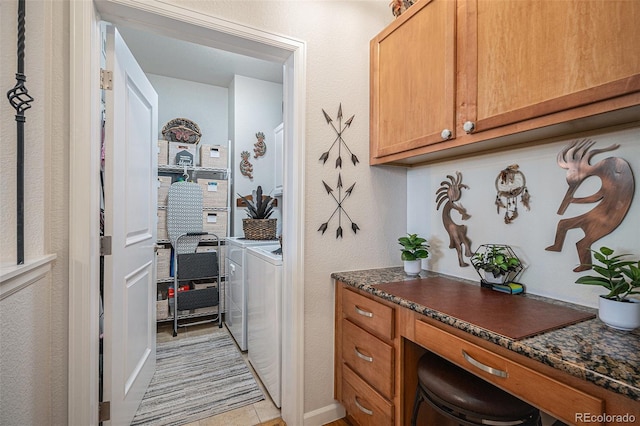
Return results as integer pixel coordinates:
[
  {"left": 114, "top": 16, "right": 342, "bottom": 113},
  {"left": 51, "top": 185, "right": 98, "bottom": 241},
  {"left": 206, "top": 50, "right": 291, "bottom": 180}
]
[{"left": 411, "top": 351, "right": 541, "bottom": 426}]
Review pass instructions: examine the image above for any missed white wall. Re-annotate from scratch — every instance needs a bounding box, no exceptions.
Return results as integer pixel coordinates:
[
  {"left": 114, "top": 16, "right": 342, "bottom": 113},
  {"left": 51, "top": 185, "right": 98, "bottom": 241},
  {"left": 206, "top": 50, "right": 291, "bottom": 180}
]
[
  {"left": 0, "top": 0, "right": 67, "bottom": 424},
  {"left": 147, "top": 73, "right": 229, "bottom": 161},
  {"left": 229, "top": 75, "right": 283, "bottom": 236},
  {"left": 408, "top": 124, "right": 640, "bottom": 308}
]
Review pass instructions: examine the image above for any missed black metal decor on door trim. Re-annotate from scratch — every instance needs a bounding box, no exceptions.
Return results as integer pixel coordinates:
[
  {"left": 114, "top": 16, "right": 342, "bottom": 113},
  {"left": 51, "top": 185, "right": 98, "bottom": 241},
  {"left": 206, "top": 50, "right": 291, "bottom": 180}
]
[{"left": 7, "top": 0, "right": 34, "bottom": 265}]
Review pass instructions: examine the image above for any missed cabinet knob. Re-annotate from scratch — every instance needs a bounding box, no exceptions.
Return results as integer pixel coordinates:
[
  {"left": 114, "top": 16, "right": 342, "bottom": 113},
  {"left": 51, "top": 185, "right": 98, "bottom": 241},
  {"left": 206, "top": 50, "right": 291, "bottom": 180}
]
[
  {"left": 463, "top": 121, "right": 475, "bottom": 133},
  {"left": 440, "top": 129, "right": 452, "bottom": 140}
]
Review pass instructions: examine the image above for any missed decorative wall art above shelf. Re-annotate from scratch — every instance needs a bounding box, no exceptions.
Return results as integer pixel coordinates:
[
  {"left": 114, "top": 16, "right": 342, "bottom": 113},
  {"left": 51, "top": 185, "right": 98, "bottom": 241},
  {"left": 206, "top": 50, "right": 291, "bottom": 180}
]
[
  {"left": 494, "top": 164, "right": 531, "bottom": 224},
  {"left": 318, "top": 173, "right": 359, "bottom": 239},
  {"left": 320, "top": 104, "right": 359, "bottom": 168},
  {"left": 436, "top": 172, "right": 472, "bottom": 267},
  {"left": 546, "top": 139, "right": 635, "bottom": 272}
]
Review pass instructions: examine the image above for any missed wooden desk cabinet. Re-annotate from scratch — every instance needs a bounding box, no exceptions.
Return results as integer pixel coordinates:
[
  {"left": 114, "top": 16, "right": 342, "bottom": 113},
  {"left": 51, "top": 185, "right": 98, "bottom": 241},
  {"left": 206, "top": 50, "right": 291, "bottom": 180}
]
[
  {"left": 335, "top": 282, "right": 639, "bottom": 426},
  {"left": 335, "top": 285, "right": 396, "bottom": 425},
  {"left": 370, "top": 0, "right": 640, "bottom": 166}
]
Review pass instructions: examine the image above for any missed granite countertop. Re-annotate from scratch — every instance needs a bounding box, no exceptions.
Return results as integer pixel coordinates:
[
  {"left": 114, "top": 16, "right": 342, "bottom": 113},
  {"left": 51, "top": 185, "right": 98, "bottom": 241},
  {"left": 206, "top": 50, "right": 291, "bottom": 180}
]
[{"left": 331, "top": 267, "right": 640, "bottom": 401}]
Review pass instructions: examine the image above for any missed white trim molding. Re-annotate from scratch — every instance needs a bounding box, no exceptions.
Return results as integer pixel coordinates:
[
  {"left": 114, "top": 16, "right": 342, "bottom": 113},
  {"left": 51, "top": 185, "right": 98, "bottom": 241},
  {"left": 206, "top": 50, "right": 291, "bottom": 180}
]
[
  {"left": 303, "top": 402, "right": 346, "bottom": 426},
  {"left": 0, "top": 254, "right": 57, "bottom": 300}
]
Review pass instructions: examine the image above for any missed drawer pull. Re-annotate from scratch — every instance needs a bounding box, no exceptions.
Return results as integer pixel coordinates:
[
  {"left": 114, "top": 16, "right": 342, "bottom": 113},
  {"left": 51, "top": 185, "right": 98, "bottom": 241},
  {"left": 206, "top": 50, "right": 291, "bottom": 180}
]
[
  {"left": 354, "top": 347, "right": 374, "bottom": 363},
  {"left": 354, "top": 305, "right": 374, "bottom": 318},
  {"left": 462, "top": 350, "right": 508, "bottom": 378},
  {"left": 354, "top": 396, "right": 374, "bottom": 415}
]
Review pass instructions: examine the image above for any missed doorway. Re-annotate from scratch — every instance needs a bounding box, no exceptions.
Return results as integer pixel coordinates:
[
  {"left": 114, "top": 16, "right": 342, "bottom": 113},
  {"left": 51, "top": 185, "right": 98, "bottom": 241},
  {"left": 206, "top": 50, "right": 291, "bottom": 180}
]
[{"left": 68, "top": 1, "right": 306, "bottom": 424}]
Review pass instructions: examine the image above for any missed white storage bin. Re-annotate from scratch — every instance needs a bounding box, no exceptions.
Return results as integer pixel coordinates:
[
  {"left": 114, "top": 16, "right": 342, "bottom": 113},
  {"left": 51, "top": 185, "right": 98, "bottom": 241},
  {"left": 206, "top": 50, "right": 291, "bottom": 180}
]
[
  {"left": 157, "top": 176, "right": 172, "bottom": 207},
  {"left": 157, "top": 209, "right": 168, "bottom": 241},
  {"left": 158, "top": 139, "right": 169, "bottom": 166},
  {"left": 156, "top": 247, "right": 171, "bottom": 279},
  {"left": 201, "top": 211, "right": 228, "bottom": 240},
  {"left": 197, "top": 178, "right": 228, "bottom": 209},
  {"left": 169, "top": 142, "right": 197, "bottom": 166},
  {"left": 199, "top": 144, "right": 228, "bottom": 169}
]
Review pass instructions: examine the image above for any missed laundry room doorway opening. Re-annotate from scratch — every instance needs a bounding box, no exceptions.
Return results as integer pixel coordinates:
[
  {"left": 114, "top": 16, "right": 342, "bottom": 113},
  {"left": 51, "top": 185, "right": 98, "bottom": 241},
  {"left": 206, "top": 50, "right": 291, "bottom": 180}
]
[{"left": 68, "top": 1, "right": 306, "bottom": 425}]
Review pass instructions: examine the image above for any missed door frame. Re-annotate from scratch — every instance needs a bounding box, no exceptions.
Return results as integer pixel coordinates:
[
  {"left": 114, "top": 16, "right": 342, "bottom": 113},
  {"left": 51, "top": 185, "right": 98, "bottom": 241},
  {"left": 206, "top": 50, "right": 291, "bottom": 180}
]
[{"left": 68, "top": 1, "right": 307, "bottom": 424}]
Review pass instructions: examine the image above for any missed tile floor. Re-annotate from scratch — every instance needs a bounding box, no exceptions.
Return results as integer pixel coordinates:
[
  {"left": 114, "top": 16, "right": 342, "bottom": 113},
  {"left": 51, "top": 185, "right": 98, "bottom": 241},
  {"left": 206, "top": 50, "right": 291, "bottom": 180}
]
[{"left": 156, "top": 321, "right": 281, "bottom": 426}]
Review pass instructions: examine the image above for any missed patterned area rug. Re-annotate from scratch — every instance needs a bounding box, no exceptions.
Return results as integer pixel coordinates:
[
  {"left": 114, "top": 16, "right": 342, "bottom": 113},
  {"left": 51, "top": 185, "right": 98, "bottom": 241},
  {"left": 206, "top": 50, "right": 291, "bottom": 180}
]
[{"left": 131, "top": 329, "right": 264, "bottom": 426}]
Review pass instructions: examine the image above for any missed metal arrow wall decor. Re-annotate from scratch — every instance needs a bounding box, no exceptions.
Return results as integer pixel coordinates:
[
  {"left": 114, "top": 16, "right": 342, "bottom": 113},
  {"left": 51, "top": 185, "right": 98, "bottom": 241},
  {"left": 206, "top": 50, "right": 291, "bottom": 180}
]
[
  {"left": 319, "top": 104, "right": 359, "bottom": 168},
  {"left": 6, "top": 0, "right": 34, "bottom": 265},
  {"left": 318, "top": 173, "right": 359, "bottom": 239}
]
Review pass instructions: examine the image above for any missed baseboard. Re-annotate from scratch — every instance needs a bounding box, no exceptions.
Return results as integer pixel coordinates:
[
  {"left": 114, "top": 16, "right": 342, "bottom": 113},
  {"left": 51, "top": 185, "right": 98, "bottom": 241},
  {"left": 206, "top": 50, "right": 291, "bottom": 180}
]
[{"left": 303, "top": 401, "right": 346, "bottom": 426}]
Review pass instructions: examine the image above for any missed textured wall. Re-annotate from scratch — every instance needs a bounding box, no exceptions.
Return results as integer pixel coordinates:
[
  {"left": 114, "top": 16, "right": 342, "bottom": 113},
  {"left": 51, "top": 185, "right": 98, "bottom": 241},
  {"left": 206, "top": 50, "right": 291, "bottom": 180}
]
[
  {"left": 1, "top": 0, "right": 69, "bottom": 424},
  {"left": 408, "top": 125, "right": 640, "bottom": 308}
]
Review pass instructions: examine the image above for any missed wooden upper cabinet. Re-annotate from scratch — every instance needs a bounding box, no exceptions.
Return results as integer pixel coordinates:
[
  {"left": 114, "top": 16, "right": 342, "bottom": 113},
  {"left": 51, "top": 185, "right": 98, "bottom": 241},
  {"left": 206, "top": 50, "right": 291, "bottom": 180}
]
[
  {"left": 467, "top": 0, "right": 640, "bottom": 133},
  {"left": 370, "top": 0, "right": 456, "bottom": 163},
  {"left": 371, "top": 0, "right": 640, "bottom": 166}
]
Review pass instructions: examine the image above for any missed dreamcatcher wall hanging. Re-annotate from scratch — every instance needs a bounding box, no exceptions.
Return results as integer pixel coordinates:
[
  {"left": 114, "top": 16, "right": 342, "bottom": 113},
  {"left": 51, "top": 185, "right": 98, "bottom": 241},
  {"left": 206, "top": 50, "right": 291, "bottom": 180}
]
[{"left": 494, "top": 164, "right": 531, "bottom": 224}]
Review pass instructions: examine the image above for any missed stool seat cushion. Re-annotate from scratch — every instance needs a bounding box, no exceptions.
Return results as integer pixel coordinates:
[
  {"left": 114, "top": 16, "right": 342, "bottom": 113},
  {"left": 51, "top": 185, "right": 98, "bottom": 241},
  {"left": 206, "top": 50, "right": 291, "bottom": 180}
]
[{"left": 418, "top": 351, "right": 537, "bottom": 420}]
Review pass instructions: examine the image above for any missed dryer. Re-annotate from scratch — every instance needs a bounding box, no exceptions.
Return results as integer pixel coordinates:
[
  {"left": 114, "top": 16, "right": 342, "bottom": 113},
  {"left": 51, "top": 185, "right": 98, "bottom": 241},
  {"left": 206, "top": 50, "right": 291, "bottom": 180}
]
[
  {"left": 246, "top": 244, "right": 283, "bottom": 408},
  {"left": 225, "top": 237, "right": 278, "bottom": 351}
]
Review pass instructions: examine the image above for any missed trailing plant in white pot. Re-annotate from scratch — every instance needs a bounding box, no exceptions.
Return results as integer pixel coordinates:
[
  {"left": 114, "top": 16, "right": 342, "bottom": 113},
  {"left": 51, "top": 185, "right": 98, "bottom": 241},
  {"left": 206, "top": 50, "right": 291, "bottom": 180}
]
[
  {"left": 575, "top": 246, "right": 640, "bottom": 331},
  {"left": 398, "top": 233, "right": 429, "bottom": 277}
]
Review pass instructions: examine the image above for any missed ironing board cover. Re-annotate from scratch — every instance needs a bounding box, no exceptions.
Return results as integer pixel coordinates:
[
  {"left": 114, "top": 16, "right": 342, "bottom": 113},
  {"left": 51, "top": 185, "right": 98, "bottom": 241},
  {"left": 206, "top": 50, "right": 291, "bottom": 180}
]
[{"left": 167, "top": 181, "right": 203, "bottom": 254}]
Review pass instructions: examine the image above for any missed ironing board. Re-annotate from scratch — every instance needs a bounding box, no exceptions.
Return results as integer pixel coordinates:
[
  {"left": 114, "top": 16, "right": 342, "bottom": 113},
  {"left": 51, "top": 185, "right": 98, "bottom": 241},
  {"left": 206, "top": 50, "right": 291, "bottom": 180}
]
[{"left": 167, "top": 181, "right": 221, "bottom": 336}]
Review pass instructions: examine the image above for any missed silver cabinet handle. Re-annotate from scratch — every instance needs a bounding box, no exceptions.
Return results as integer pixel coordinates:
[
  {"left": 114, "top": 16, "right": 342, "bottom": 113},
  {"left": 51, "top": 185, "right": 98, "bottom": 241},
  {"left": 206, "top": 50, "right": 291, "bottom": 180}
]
[
  {"left": 462, "top": 350, "right": 508, "bottom": 378},
  {"left": 441, "top": 129, "right": 452, "bottom": 140},
  {"left": 354, "top": 397, "right": 373, "bottom": 416},
  {"left": 463, "top": 121, "right": 475, "bottom": 133},
  {"left": 354, "top": 305, "right": 373, "bottom": 318},
  {"left": 354, "top": 347, "right": 373, "bottom": 363}
]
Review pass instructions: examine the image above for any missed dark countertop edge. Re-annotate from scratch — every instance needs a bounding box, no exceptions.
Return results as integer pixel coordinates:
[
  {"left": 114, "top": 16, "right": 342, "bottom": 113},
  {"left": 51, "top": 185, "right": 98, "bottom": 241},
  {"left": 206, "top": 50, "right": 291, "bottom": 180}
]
[{"left": 331, "top": 267, "right": 640, "bottom": 401}]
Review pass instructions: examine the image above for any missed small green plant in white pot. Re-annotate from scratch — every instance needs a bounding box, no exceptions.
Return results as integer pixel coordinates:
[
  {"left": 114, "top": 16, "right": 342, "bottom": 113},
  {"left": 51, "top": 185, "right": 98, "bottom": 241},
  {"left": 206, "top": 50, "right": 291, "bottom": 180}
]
[
  {"left": 398, "top": 233, "right": 429, "bottom": 277},
  {"left": 575, "top": 246, "right": 640, "bottom": 331}
]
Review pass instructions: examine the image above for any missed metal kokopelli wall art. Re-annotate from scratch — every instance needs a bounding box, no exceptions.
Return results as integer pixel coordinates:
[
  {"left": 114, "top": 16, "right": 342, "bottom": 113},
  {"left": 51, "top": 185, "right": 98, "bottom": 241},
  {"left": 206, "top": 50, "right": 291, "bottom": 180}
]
[
  {"left": 546, "top": 139, "right": 635, "bottom": 272},
  {"left": 436, "top": 172, "right": 473, "bottom": 267}
]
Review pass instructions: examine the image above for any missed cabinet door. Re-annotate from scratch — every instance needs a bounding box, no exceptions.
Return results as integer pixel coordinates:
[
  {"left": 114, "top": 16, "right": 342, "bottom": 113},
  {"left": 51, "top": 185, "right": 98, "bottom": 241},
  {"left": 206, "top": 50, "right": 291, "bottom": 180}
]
[
  {"left": 370, "top": 0, "right": 456, "bottom": 163},
  {"left": 465, "top": 0, "right": 640, "bottom": 134}
]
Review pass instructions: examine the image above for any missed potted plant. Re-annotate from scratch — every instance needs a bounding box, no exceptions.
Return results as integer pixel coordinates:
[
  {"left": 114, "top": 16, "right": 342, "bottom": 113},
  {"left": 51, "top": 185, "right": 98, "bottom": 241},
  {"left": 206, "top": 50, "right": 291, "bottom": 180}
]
[
  {"left": 575, "top": 246, "right": 640, "bottom": 331},
  {"left": 238, "top": 185, "right": 277, "bottom": 240},
  {"left": 471, "top": 244, "right": 522, "bottom": 285},
  {"left": 398, "top": 233, "right": 429, "bottom": 276}
]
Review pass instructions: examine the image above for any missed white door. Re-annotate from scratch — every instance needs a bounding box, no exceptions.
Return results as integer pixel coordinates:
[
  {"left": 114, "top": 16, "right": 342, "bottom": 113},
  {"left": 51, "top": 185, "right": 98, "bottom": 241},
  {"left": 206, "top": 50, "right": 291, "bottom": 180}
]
[{"left": 103, "top": 25, "right": 158, "bottom": 426}]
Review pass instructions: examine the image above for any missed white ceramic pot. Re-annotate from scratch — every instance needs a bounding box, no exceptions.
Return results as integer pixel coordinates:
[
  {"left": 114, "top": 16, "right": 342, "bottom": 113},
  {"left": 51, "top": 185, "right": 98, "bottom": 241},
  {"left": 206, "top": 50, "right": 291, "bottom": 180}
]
[
  {"left": 421, "top": 257, "right": 429, "bottom": 271},
  {"left": 483, "top": 271, "right": 505, "bottom": 284},
  {"left": 598, "top": 296, "right": 640, "bottom": 331},
  {"left": 403, "top": 260, "right": 421, "bottom": 277}
]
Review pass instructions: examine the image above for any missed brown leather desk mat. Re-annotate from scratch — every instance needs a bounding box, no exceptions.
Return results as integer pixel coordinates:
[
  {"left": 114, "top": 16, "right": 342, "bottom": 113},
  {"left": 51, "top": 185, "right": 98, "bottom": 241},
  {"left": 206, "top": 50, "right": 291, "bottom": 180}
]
[{"left": 374, "top": 276, "right": 595, "bottom": 340}]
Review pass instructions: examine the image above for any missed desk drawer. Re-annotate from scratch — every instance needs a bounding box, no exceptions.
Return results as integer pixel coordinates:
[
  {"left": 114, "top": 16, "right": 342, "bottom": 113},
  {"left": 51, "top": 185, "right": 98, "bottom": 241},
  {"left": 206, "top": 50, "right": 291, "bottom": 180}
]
[
  {"left": 342, "top": 319, "right": 394, "bottom": 399},
  {"left": 343, "top": 287, "right": 394, "bottom": 340},
  {"left": 342, "top": 364, "right": 393, "bottom": 426},
  {"left": 414, "top": 319, "right": 604, "bottom": 425}
]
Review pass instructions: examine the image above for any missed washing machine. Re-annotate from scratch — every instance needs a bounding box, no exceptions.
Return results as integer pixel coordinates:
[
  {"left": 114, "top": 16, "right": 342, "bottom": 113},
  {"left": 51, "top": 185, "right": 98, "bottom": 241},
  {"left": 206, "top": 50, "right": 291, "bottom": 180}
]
[
  {"left": 225, "top": 237, "right": 278, "bottom": 351},
  {"left": 246, "top": 244, "right": 283, "bottom": 408}
]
